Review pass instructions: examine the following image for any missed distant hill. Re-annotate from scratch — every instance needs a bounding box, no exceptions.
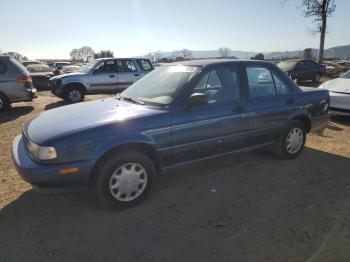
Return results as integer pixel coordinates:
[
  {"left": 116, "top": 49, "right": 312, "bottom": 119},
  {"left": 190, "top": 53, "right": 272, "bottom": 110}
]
[{"left": 159, "top": 44, "right": 350, "bottom": 60}]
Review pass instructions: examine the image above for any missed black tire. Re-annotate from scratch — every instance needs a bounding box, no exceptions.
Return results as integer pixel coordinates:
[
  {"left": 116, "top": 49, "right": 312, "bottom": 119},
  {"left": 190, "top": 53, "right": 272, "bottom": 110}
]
[
  {"left": 313, "top": 73, "right": 321, "bottom": 84},
  {"left": 274, "top": 120, "right": 306, "bottom": 160},
  {"left": 0, "top": 93, "right": 10, "bottom": 112},
  {"left": 90, "top": 150, "right": 156, "bottom": 208},
  {"left": 64, "top": 87, "right": 85, "bottom": 103}
]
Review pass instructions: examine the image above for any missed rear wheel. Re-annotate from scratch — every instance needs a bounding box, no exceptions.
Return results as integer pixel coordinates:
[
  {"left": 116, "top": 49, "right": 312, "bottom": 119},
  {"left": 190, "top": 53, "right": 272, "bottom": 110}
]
[
  {"left": 65, "top": 87, "right": 85, "bottom": 103},
  {"left": 90, "top": 150, "right": 156, "bottom": 208},
  {"left": 274, "top": 120, "right": 306, "bottom": 160},
  {"left": 0, "top": 93, "right": 10, "bottom": 112}
]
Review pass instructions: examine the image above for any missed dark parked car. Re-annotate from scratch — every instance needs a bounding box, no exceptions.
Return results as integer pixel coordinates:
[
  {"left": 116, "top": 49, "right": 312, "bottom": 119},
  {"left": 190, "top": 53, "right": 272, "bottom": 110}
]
[
  {"left": 27, "top": 64, "right": 53, "bottom": 89},
  {"left": 278, "top": 59, "right": 326, "bottom": 83},
  {"left": 12, "top": 59, "right": 330, "bottom": 207},
  {"left": 0, "top": 55, "right": 37, "bottom": 112}
]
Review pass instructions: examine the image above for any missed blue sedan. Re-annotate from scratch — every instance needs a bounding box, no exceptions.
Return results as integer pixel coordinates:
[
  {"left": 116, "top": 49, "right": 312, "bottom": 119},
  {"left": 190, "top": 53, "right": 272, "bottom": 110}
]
[{"left": 12, "top": 59, "right": 330, "bottom": 207}]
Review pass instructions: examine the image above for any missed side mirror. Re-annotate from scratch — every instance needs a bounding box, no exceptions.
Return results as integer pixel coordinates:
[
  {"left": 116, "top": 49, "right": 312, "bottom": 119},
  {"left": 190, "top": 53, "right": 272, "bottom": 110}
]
[{"left": 188, "top": 93, "right": 208, "bottom": 107}]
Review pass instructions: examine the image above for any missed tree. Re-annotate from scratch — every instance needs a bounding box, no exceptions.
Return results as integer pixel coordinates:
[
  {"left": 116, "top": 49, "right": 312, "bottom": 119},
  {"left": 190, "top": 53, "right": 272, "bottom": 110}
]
[
  {"left": 180, "top": 49, "right": 192, "bottom": 59},
  {"left": 154, "top": 50, "right": 163, "bottom": 62},
  {"left": 250, "top": 53, "right": 265, "bottom": 60},
  {"left": 218, "top": 47, "right": 231, "bottom": 57},
  {"left": 285, "top": 0, "right": 336, "bottom": 63},
  {"left": 303, "top": 48, "right": 313, "bottom": 59},
  {"left": 70, "top": 46, "right": 95, "bottom": 62},
  {"left": 94, "top": 50, "right": 114, "bottom": 59}
]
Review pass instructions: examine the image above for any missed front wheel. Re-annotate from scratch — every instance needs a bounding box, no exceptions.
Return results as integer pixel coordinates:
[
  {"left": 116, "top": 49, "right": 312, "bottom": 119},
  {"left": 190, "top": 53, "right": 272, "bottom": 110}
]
[
  {"left": 65, "top": 87, "right": 85, "bottom": 103},
  {"left": 274, "top": 120, "right": 306, "bottom": 160},
  {"left": 90, "top": 150, "right": 156, "bottom": 208}
]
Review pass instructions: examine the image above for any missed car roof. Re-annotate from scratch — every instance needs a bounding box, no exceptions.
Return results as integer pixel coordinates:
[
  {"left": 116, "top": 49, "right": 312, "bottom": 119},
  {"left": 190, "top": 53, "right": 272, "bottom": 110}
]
[
  {"left": 95, "top": 57, "right": 150, "bottom": 61},
  {"left": 170, "top": 59, "right": 274, "bottom": 67}
]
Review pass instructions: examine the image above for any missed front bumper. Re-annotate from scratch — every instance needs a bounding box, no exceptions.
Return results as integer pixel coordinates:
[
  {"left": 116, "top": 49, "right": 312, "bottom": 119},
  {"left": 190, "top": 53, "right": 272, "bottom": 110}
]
[
  {"left": 11, "top": 135, "right": 95, "bottom": 189},
  {"left": 329, "top": 92, "right": 350, "bottom": 116}
]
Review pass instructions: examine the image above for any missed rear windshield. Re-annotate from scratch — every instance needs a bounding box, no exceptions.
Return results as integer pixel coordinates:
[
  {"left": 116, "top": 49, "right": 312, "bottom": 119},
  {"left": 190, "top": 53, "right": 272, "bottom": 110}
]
[{"left": 10, "top": 58, "right": 29, "bottom": 74}]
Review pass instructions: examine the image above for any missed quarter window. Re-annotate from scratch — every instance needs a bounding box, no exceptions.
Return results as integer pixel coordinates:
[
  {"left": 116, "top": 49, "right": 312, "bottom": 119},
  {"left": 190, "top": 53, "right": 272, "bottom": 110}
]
[{"left": 193, "top": 65, "right": 240, "bottom": 103}]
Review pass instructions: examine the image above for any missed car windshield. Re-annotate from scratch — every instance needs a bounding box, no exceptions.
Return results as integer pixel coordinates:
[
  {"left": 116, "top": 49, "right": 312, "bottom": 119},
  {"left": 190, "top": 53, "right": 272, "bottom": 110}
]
[
  {"left": 120, "top": 65, "right": 201, "bottom": 106},
  {"left": 27, "top": 65, "right": 51, "bottom": 73},
  {"left": 278, "top": 61, "right": 297, "bottom": 71},
  {"left": 80, "top": 60, "right": 101, "bottom": 73}
]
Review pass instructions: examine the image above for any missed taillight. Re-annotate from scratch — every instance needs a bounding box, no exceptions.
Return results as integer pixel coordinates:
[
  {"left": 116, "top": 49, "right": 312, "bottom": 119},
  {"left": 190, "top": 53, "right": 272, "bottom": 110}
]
[{"left": 16, "top": 75, "right": 32, "bottom": 83}]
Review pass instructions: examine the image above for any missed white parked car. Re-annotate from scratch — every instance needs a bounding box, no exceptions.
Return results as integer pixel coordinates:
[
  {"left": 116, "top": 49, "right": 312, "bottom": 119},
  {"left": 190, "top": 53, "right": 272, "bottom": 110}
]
[{"left": 319, "top": 70, "right": 350, "bottom": 116}]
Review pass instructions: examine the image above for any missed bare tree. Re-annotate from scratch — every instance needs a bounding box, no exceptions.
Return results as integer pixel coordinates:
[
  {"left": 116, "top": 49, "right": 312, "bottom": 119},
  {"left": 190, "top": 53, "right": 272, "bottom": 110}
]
[
  {"left": 94, "top": 50, "right": 114, "bottom": 59},
  {"left": 180, "top": 49, "right": 192, "bottom": 59},
  {"left": 70, "top": 46, "right": 95, "bottom": 62},
  {"left": 285, "top": 0, "right": 336, "bottom": 63},
  {"left": 154, "top": 50, "right": 164, "bottom": 62},
  {"left": 218, "top": 47, "right": 231, "bottom": 57}
]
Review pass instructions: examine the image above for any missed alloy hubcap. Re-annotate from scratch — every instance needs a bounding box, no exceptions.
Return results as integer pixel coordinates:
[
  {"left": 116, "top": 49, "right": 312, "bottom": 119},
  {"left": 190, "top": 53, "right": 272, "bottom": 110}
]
[
  {"left": 68, "top": 90, "right": 81, "bottom": 102},
  {"left": 109, "top": 163, "right": 147, "bottom": 202},
  {"left": 286, "top": 127, "right": 303, "bottom": 154}
]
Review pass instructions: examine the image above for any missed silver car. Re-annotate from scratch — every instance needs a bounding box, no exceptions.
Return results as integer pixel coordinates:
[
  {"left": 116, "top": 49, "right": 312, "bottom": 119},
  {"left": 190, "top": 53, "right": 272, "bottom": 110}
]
[
  {"left": 0, "top": 56, "right": 37, "bottom": 112},
  {"left": 50, "top": 58, "right": 154, "bottom": 103}
]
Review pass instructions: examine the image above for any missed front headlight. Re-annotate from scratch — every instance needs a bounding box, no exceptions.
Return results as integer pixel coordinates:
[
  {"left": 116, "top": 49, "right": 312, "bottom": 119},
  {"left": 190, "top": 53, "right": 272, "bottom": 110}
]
[{"left": 26, "top": 140, "right": 57, "bottom": 160}]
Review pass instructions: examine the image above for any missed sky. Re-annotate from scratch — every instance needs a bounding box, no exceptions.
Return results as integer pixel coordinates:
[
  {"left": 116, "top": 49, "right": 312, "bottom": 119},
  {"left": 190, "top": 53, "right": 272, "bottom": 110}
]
[{"left": 0, "top": 0, "right": 349, "bottom": 59}]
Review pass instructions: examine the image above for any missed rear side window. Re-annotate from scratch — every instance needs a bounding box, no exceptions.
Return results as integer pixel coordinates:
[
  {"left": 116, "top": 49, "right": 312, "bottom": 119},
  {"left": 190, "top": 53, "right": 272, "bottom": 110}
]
[
  {"left": 246, "top": 66, "right": 291, "bottom": 97},
  {"left": 137, "top": 59, "right": 153, "bottom": 71},
  {"left": 0, "top": 61, "right": 7, "bottom": 74},
  {"left": 117, "top": 60, "right": 137, "bottom": 72}
]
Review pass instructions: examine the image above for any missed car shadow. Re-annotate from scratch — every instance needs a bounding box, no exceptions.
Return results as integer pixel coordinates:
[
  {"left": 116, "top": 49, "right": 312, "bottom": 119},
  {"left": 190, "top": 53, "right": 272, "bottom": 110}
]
[
  {"left": 0, "top": 106, "right": 34, "bottom": 124},
  {"left": 331, "top": 115, "right": 350, "bottom": 127},
  {"left": 1, "top": 148, "right": 350, "bottom": 261},
  {"left": 44, "top": 101, "right": 67, "bottom": 111}
]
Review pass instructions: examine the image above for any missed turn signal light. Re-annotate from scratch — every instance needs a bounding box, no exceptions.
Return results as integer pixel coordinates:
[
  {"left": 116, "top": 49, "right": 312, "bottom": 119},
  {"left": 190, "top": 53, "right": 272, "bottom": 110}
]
[{"left": 58, "top": 167, "right": 79, "bottom": 175}]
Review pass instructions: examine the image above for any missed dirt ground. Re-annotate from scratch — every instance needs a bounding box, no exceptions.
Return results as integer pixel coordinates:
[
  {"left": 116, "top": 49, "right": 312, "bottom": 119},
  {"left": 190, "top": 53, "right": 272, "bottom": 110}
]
[{"left": 1, "top": 88, "right": 350, "bottom": 262}]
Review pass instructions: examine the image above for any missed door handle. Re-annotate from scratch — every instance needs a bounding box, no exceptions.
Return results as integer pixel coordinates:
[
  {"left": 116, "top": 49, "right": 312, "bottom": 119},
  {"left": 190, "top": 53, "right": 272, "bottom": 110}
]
[
  {"left": 232, "top": 106, "right": 245, "bottom": 113},
  {"left": 109, "top": 75, "right": 115, "bottom": 78},
  {"left": 134, "top": 73, "right": 140, "bottom": 77},
  {"left": 286, "top": 98, "right": 295, "bottom": 105}
]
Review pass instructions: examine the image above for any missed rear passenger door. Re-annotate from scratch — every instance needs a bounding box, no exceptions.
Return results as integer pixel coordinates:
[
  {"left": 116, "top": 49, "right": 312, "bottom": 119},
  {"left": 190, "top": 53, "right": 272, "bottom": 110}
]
[
  {"left": 244, "top": 63, "right": 296, "bottom": 143},
  {"left": 116, "top": 60, "right": 141, "bottom": 91}
]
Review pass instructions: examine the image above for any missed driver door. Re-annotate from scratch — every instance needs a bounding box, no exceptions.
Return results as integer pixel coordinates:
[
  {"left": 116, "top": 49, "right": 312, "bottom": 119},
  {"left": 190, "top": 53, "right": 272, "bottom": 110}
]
[
  {"left": 87, "top": 60, "right": 118, "bottom": 92},
  {"left": 168, "top": 64, "right": 249, "bottom": 165}
]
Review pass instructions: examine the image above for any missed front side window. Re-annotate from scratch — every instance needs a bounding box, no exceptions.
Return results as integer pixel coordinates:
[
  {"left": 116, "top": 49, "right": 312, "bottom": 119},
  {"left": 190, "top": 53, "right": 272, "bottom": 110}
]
[
  {"left": 193, "top": 65, "right": 240, "bottom": 103},
  {"left": 272, "top": 72, "right": 291, "bottom": 95},
  {"left": 95, "top": 60, "right": 116, "bottom": 73},
  {"left": 137, "top": 59, "right": 153, "bottom": 71},
  {"left": 117, "top": 60, "right": 137, "bottom": 72}
]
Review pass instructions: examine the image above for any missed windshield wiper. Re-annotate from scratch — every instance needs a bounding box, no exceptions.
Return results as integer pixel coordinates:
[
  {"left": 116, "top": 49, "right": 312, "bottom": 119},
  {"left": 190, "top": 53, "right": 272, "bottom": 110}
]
[{"left": 121, "top": 96, "right": 145, "bottom": 105}]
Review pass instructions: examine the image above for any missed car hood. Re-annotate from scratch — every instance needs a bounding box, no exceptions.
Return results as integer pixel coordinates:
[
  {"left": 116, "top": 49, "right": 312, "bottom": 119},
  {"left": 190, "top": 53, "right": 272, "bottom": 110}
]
[
  {"left": 320, "top": 78, "right": 350, "bottom": 93},
  {"left": 24, "top": 98, "right": 164, "bottom": 144},
  {"left": 50, "top": 72, "right": 84, "bottom": 80},
  {"left": 30, "top": 72, "right": 52, "bottom": 77}
]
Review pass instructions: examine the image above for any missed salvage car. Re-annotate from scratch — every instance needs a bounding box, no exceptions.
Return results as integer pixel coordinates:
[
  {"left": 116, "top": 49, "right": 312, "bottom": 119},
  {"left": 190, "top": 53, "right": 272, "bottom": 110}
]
[
  {"left": 322, "top": 61, "right": 348, "bottom": 78},
  {"left": 0, "top": 55, "right": 37, "bottom": 112},
  {"left": 49, "top": 58, "right": 154, "bottom": 103},
  {"left": 278, "top": 59, "right": 326, "bottom": 83},
  {"left": 319, "top": 70, "right": 350, "bottom": 116},
  {"left": 27, "top": 64, "right": 53, "bottom": 89},
  {"left": 21, "top": 60, "right": 41, "bottom": 67},
  {"left": 12, "top": 59, "right": 330, "bottom": 207}
]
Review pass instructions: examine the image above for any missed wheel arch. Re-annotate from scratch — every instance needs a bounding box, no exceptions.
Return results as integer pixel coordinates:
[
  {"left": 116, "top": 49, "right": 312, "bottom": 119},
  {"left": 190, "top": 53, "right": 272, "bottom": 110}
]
[
  {"left": 290, "top": 114, "right": 311, "bottom": 133},
  {"left": 89, "top": 142, "right": 161, "bottom": 185},
  {"left": 63, "top": 82, "right": 87, "bottom": 94}
]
